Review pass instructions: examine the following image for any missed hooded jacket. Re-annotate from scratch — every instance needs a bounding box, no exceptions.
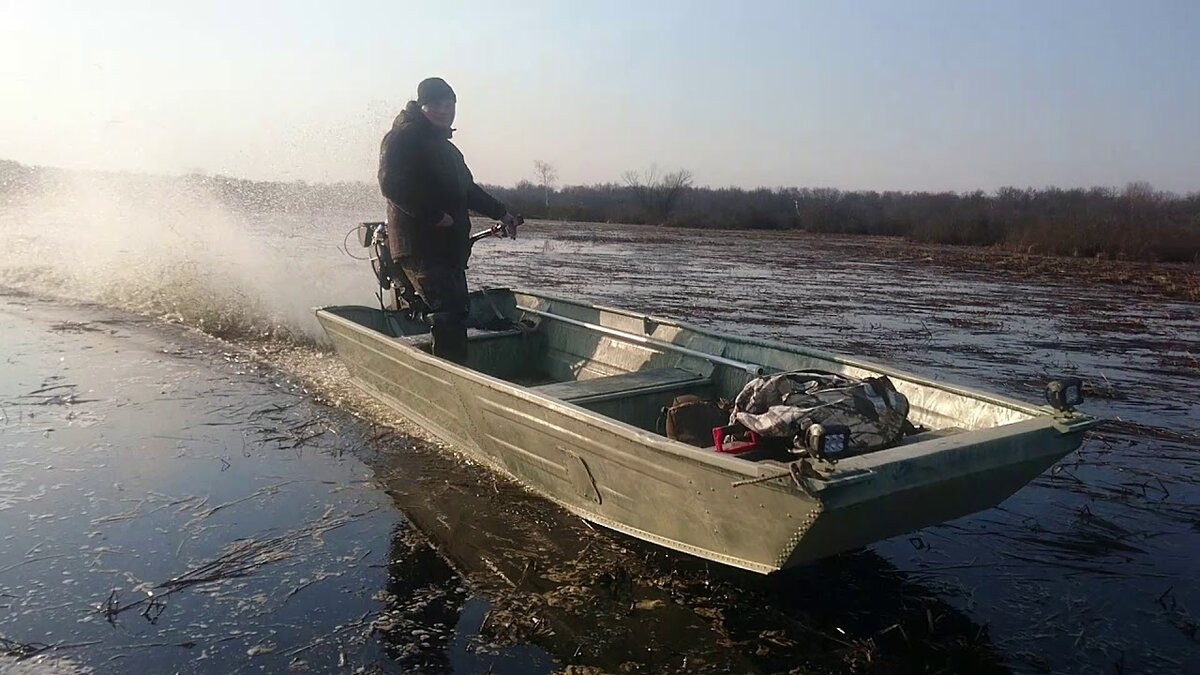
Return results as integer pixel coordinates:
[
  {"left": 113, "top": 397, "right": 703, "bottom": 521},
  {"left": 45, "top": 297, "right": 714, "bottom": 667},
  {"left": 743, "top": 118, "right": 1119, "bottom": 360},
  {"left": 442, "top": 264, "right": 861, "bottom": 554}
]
[{"left": 378, "top": 101, "right": 507, "bottom": 268}]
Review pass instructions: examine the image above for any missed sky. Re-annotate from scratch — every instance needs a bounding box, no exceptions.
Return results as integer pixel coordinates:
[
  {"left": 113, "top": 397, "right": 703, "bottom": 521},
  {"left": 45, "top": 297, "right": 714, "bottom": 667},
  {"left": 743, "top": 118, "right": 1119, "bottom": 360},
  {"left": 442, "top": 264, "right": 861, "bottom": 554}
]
[{"left": 1, "top": 0, "right": 1198, "bottom": 192}]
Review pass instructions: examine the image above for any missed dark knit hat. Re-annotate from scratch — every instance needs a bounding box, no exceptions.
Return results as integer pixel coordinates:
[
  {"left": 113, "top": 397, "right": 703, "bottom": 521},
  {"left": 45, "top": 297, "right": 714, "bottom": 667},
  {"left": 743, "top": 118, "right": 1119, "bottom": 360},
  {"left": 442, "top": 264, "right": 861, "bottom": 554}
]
[{"left": 417, "top": 77, "right": 456, "bottom": 105}]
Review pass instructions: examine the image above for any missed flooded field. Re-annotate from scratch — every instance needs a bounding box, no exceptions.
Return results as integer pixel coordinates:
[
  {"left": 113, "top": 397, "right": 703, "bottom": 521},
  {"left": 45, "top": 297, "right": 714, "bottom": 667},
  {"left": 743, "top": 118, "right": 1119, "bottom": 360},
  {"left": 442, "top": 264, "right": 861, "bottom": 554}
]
[{"left": 1, "top": 186, "right": 1197, "bottom": 674}]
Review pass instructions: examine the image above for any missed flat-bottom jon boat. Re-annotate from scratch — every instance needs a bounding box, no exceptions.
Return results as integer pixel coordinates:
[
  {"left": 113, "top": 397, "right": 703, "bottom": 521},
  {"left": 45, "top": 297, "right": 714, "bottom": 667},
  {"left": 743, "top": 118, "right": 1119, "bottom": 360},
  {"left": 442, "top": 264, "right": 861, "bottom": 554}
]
[{"left": 316, "top": 289, "right": 1096, "bottom": 574}]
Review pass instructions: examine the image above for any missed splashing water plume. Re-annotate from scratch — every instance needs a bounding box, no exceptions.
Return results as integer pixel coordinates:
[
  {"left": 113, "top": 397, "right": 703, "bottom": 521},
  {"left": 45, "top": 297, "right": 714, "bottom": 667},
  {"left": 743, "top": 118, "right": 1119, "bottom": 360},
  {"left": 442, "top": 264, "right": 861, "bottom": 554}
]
[{"left": 1, "top": 171, "right": 373, "bottom": 343}]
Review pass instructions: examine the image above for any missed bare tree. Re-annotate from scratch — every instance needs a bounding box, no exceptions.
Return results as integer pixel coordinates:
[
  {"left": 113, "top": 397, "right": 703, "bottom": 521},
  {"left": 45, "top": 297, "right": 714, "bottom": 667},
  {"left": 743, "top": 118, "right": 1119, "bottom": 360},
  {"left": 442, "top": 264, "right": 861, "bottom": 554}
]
[
  {"left": 533, "top": 160, "right": 558, "bottom": 210},
  {"left": 1122, "top": 181, "right": 1159, "bottom": 229},
  {"left": 622, "top": 164, "right": 693, "bottom": 223},
  {"left": 621, "top": 165, "right": 657, "bottom": 218},
  {"left": 659, "top": 169, "right": 694, "bottom": 221}
]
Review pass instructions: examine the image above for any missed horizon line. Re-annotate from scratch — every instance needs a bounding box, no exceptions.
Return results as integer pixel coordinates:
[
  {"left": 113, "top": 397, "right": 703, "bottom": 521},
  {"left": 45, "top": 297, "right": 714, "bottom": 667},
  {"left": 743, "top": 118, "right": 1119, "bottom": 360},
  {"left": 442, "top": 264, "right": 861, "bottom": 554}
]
[{"left": 2, "top": 157, "right": 1196, "bottom": 198}]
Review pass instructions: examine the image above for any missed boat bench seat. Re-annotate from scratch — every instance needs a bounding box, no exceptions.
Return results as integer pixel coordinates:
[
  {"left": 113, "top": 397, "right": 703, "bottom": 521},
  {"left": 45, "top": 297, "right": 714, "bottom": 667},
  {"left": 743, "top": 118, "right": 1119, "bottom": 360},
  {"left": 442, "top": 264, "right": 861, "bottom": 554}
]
[
  {"left": 532, "top": 367, "right": 710, "bottom": 404},
  {"left": 398, "top": 328, "right": 525, "bottom": 351}
]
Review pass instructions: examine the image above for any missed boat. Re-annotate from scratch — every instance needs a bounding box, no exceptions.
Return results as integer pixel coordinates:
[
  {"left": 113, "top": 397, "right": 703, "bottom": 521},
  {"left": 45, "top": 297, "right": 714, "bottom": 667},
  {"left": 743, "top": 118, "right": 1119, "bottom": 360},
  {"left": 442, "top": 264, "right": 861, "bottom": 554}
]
[{"left": 315, "top": 286, "right": 1097, "bottom": 574}]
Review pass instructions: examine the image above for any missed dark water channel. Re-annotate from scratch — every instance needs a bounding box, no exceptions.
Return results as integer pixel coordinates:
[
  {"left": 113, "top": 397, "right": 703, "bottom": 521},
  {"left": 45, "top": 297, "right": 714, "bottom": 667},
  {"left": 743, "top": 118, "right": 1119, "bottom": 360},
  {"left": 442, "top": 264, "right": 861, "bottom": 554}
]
[{"left": 1, "top": 215, "right": 1197, "bottom": 674}]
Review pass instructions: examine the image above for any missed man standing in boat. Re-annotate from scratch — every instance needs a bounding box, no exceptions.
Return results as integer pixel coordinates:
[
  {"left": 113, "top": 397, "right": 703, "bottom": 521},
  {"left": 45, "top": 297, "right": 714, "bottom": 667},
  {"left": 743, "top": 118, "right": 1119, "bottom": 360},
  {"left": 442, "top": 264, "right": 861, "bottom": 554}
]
[{"left": 378, "top": 77, "right": 518, "bottom": 364}]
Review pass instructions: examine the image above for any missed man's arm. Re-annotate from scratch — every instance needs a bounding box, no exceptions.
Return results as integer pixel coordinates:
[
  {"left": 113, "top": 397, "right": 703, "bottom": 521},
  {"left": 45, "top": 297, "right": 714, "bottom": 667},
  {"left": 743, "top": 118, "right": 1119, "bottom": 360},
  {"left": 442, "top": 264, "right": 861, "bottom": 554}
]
[
  {"left": 463, "top": 165, "right": 508, "bottom": 220},
  {"left": 378, "top": 132, "right": 442, "bottom": 223}
]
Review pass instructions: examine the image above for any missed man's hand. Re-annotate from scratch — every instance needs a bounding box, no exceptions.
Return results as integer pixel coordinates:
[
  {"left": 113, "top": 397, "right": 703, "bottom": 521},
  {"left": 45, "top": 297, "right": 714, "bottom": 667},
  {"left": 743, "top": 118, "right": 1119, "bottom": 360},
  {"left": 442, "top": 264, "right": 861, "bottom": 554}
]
[{"left": 434, "top": 213, "right": 454, "bottom": 228}]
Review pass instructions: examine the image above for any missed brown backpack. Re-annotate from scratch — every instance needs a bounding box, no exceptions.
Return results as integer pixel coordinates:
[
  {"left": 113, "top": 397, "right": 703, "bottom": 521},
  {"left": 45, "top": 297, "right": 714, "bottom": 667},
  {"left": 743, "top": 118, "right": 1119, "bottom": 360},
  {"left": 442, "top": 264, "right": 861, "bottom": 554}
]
[{"left": 660, "top": 394, "right": 730, "bottom": 447}]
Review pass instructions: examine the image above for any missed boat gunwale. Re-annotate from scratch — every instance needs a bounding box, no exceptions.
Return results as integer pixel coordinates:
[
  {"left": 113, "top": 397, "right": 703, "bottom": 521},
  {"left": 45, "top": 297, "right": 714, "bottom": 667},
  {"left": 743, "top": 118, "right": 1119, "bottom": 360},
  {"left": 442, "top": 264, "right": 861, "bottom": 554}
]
[{"left": 513, "top": 288, "right": 1087, "bottom": 422}]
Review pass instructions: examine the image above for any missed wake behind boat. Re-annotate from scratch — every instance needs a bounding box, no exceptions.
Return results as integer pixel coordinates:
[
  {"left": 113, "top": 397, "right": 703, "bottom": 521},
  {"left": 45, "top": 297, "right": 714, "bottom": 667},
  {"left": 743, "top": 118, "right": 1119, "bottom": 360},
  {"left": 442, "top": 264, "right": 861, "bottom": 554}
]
[{"left": 317, "top": 227, "right": 1096, "bottom": 573}]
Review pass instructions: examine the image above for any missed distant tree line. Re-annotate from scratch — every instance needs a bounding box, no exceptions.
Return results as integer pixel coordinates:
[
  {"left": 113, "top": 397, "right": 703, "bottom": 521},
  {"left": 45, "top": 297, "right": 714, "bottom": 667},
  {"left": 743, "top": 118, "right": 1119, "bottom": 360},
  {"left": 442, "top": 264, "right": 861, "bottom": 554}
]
[
  {"left": 489, "top": 174, "right": 1200, "bottom": 263},
  {"left": 3, "top": 159, "right": 1198, "bottom": 262}
]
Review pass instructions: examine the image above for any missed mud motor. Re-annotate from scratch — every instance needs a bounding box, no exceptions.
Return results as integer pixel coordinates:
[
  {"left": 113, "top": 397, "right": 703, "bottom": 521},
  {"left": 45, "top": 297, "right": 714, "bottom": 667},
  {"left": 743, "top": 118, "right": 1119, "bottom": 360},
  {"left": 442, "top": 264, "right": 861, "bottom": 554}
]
[{"left": 354, "top": 217, "right": 522, "bottom": 321}]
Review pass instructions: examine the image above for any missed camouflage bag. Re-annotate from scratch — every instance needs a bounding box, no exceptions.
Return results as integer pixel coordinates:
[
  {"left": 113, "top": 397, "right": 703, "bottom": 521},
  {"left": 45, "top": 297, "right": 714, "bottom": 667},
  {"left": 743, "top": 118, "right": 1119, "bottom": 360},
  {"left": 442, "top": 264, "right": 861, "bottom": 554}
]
[{"left": 731, "top": 370, "right": 911, "bottom": 452}]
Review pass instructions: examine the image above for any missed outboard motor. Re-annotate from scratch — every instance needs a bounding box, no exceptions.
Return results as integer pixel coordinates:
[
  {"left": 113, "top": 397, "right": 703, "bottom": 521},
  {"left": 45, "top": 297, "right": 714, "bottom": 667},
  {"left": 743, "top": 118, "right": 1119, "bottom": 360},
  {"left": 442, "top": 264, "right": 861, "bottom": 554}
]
[
  {"left": 356, "top": 221, "right": 429, "bottom": 319},
  {"left": 354, "top": 216, "right": 523, "bottom": 322}
]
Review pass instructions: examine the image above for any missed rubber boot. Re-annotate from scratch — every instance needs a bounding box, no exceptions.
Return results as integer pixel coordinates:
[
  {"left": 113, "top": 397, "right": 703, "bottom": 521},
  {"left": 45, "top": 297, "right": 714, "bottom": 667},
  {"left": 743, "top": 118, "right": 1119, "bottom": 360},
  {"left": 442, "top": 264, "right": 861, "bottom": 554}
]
[{"left": 429, "top": 311, "right": 468, "bottom": 365}]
